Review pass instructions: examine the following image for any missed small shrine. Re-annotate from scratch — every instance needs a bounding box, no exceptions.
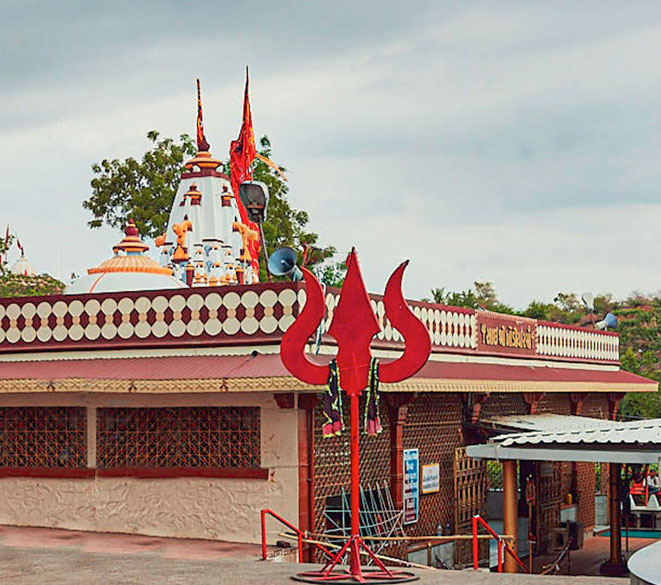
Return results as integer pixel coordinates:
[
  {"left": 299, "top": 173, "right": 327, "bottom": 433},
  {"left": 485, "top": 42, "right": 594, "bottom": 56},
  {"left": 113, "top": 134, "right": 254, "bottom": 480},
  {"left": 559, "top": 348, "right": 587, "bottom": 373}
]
[
  {"left": 10, "top": 255, "right": 36, "bottom": 277},
  {"left": 66, "top": 220, "right": 186, "bottom": 294}
]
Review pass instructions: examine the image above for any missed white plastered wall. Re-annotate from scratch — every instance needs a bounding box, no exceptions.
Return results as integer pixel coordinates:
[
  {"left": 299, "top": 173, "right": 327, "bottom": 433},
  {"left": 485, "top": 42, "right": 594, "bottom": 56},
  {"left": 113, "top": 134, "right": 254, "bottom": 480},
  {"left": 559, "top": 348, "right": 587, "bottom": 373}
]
[{"left": 0, "top": 392, "right": 299, "bottom": 544}]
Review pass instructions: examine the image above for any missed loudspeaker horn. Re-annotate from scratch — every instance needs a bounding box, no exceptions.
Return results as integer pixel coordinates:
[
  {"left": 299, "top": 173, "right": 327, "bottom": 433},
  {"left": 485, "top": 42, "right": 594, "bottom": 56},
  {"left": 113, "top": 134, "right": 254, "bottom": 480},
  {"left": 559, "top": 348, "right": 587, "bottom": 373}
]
[
  {"left": 595, "top": 313, "right": 617, "bottom": 330},
  {"left": 268, "top": 247, "right": 303, "bottom": 281}
]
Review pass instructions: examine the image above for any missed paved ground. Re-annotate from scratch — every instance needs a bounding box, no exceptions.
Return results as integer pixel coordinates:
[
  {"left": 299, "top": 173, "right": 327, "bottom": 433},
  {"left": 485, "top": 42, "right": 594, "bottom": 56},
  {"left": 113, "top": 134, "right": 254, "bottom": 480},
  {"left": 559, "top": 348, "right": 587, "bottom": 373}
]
[
  {"left": 0, "top": 525, "right": 635, "bottom": 585},
  {"left": 569, "top": 533, "right": 652, "bottom": 576}
]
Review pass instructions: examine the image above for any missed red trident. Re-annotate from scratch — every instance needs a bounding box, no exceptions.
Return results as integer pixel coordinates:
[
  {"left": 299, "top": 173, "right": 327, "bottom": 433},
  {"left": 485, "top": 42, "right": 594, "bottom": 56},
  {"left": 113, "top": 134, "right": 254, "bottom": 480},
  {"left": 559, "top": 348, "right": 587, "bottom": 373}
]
[{"left": 281, "top": 249, "right": 431, "bottom": 584}]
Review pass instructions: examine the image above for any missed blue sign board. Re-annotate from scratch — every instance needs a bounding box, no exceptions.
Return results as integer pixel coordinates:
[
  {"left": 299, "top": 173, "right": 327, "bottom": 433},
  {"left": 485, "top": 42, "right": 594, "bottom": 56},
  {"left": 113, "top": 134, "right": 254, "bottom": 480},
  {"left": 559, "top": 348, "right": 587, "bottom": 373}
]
[{"left": 403, "top": 448, "right": 419, "bottom": 525}]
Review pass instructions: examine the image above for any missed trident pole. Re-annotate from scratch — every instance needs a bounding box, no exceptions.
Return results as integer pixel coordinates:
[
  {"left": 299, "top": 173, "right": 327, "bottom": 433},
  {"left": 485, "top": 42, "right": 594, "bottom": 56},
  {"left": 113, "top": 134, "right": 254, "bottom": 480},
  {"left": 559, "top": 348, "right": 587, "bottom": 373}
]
[{"left": 349, "top": 393, "right": 361, "bottom": 575}]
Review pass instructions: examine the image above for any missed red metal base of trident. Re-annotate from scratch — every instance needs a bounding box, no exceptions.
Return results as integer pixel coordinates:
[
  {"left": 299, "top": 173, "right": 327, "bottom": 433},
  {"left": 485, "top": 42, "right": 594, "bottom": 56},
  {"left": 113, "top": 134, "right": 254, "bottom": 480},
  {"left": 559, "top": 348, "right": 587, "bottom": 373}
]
[{"left": 281, "top": 249, "right": 432, "bottom": 584}]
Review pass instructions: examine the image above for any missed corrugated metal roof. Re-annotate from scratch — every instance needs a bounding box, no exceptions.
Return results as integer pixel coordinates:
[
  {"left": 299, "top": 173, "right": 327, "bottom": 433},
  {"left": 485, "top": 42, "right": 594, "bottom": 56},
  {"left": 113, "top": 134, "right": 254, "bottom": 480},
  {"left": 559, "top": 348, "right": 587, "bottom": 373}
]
[
  {"left": 497, "top": 418, "right": 661, "bottom": 447},
  {"left": 482, "top": 413, "right": 620, "bottom": 432}
]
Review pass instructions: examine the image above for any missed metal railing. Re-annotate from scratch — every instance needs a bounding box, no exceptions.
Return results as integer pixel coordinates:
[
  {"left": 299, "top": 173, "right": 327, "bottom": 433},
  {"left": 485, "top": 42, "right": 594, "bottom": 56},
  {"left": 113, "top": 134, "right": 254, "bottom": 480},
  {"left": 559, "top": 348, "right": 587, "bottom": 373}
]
[
  {"left": 472, "top": 515, "right": 529, "bottom": 573},
  {"left": 260, "top": 509, "right": 333, "bottom": 563}
]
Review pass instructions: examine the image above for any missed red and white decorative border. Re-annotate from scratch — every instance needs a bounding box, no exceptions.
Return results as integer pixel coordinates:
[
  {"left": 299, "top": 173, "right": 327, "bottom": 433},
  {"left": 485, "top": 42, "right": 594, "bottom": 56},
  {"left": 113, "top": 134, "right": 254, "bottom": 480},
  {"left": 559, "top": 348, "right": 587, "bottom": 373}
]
[{"left": 0, "top": 284, "right": 618, "bottom": 363}]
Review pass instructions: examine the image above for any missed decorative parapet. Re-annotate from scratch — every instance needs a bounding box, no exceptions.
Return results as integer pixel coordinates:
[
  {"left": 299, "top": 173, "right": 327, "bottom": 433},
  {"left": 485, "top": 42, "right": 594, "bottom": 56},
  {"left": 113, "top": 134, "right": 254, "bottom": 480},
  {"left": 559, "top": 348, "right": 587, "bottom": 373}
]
[
  {"left": 0, "top": 283, "right": 303, "bottom": 353},
  {"left": 0, "top": 285, "right": 618, "bottom": 363},
  {"left": 536, "top": 321, "right": 619, "bottom": 362}
]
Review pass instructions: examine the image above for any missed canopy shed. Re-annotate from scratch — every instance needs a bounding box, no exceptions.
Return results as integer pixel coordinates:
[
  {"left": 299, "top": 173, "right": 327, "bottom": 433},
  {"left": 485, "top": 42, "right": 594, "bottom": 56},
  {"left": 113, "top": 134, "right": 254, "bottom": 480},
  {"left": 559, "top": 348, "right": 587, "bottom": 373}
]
[{"left": 467, "top": 418, "right": 661, "bottom": 575}]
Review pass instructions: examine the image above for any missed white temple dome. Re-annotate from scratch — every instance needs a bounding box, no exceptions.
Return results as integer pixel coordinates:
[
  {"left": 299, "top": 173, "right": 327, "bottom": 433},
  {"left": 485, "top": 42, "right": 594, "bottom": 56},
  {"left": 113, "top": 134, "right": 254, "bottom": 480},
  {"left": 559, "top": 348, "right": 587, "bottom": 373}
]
[
  {"left": 10, "top": 256, "right": 36, "bottom": 276},
  {"left": 65, "top": 220, "right": 187, "bottom": 295}
]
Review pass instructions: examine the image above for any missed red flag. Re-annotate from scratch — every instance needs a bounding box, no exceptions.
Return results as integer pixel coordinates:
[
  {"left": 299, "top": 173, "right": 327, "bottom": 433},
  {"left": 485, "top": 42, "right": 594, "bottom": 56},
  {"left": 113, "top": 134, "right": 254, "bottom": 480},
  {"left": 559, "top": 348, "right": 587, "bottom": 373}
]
[
  {"left": 229, "top": 69, "right": 260, "bottom": 276},
  {"left": 16, "top": 238, "right": 24, "bottom": 257},
  {"left": 230, "top": 69, "right": 257, "bottom": 222},
  {"left": 196, "top": 79, "right": 210, "bottom": 152}
]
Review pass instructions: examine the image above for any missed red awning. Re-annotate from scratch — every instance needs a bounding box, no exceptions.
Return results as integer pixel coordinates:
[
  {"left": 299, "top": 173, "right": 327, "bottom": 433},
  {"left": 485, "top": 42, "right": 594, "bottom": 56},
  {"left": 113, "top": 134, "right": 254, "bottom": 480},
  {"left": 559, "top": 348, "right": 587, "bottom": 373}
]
[
  {"left": 0, "top": 353, "right": 654, "bottom": 393},
  {"left": 415, "top": 360, "right": 654, "bottom": 386},
  {"left": 0, "top": 353, "right": 290, "bottom": 381}
]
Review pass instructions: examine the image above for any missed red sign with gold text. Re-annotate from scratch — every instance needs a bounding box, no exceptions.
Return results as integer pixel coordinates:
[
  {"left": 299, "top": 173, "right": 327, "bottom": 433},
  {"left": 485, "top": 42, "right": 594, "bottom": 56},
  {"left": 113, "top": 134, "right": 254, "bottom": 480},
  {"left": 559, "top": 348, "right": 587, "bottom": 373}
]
[{"left": 476, "top": 313, "right": 537, "bottom": 356}]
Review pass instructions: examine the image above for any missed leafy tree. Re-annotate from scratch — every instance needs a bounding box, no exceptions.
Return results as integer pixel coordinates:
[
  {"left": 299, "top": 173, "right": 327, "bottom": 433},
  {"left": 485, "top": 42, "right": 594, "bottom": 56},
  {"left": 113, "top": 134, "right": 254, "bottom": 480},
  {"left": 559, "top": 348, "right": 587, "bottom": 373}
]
[
  {"left": 429, "top": 287, "right": 450, "bottom": 304},
  {"left": 0, "top": 273, "right": 65, "bottom": 297},
  {"left": 423, "top": 281, "right": 513, "bottom": 313},
  {"left": 249, "top": 136, "right": 336, "bottom": 280},
  {"left": 318, "top": 260, "right": 347, "bottom": 288},
  {"left": 83, "top": 131, "right": 197, "bottom": 239},
  {"left": 83, "top": 132, "right": 337, "bottom": 276},
  {"left": 0, "top": 233, "right": 12, "bottom": 271}
]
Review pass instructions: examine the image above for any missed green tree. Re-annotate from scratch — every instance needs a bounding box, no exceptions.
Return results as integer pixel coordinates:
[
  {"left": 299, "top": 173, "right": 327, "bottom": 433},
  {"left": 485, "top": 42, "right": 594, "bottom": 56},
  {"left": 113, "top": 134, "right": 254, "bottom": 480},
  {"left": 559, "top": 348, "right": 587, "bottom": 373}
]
[
  {"left": 0, "top": 273, "right": 65, "bottom": 298},
  {"left": 0, "top": 233, "right": 12, "bottom": 273},
  {"left": 83, "top": 131, "right": 197, "bottom": 239},
  {"left": 249, "top": 136, "right": 336, "bottom": 280},
  {"left": 423, "top": 281, "right": 513, "bottom": 313},
  {"left": 318, "top": 260, "right": 347, "bottom": 288}
]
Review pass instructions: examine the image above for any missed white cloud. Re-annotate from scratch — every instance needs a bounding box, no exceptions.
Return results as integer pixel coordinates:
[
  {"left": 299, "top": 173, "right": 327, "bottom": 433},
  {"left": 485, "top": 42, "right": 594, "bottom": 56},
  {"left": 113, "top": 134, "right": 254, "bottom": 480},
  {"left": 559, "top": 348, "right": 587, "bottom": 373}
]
[{"left": 2, "top": 2, "right": 661, "bottom": 308}]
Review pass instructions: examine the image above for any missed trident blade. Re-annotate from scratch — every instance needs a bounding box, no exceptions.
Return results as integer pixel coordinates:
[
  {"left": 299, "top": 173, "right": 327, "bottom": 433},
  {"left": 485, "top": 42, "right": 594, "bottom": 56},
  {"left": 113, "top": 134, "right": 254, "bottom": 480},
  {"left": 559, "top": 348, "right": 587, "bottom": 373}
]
[
  {"left": 280, "top": 267, "right": 329, "bottom": 385},
  {"left": 327, "top": 249, "right": 380, "bottom": 396},
  {"left": 379, "top": 260, "right": 431, "bottom": 383}
]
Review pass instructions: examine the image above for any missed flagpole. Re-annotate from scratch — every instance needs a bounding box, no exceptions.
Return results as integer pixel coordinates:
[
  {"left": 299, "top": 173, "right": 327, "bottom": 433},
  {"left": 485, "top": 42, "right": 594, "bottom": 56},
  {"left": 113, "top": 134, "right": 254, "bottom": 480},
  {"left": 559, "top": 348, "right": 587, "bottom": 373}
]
[{"left": 258, "top": 223, "right": 272, "bottom": 281}]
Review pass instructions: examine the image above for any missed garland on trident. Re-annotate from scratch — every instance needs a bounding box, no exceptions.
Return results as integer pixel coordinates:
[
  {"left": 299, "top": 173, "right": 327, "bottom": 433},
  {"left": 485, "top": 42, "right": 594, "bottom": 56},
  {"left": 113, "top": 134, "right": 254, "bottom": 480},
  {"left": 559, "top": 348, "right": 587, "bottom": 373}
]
[
  {"left": 364, "top": 358, "right": 382, "bottom": 436},
  {"left": 322, "top": 359, "right": 343, "bottom": 437},
  {"left": 322, "top": 357, "right": 382, "bottom": 438}
]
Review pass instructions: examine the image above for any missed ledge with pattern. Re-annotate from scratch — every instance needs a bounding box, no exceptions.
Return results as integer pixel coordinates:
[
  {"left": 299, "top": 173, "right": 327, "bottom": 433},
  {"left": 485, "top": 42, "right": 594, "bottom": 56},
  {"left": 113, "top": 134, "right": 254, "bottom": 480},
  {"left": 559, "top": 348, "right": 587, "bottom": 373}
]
[{"left": 0, "top": 282, "right": 619, "bottom": 365}]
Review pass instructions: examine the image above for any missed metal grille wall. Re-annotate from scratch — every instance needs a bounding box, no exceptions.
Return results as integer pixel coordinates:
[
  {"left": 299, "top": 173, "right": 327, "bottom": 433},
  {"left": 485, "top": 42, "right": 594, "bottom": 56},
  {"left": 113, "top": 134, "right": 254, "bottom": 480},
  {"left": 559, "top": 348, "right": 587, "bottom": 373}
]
[
  {"left": 402, "top": 393, "right": 463, "bottom": 538},
  {"left": 581, "top": 394, "right": 609, "bottom": 419},
  {"left": 454, "top": 446, "right": 487, "bottom": 567},
  {"left": 537, "top": 394, "right": 571, "bottom": 415},
  {"left": 0, "top": 407, "right": 86, "bottom": 468},
  {"left": 97, "top": 407, "right": 260, "bottom": 469},
  {"left": 312, "top": 398, "right": 391, "bottom": 539},
  {"left": 535, "top": 461, "right": 562, "bottom": 554},
  {"left": 480, "top": 393, "right": 528, "bottom": 418}
]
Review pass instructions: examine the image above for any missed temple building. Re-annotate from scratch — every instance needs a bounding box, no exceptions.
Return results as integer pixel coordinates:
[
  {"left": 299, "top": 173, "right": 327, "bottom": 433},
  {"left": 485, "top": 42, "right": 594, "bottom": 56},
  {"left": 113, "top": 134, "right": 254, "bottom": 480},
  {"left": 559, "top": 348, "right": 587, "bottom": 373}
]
[
  {"left": 155, "top": 79, "right": 260, "bottom": 288},
  {"left": 0, "top": 80, "right": 656, "bottom": 574},
  {"left": 156, "top": 156, "right": 258, "bottom": 287}
]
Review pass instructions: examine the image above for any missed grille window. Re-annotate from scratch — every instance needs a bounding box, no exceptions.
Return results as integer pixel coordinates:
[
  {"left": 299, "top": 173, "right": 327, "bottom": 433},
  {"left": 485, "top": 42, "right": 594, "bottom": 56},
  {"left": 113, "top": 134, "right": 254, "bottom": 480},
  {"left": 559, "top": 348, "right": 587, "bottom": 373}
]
[
  {"left": 97, "top": 407, "right": 260, "bottom": 469},
  {"left": 0, "top": 407, "right": 87, "bottom": 468}
]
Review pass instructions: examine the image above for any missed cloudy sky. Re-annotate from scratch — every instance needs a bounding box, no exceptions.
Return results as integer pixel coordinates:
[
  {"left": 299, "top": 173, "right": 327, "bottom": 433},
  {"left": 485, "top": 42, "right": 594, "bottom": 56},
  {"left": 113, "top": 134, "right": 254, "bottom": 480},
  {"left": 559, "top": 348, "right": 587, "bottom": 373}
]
[{"left": 2, "top": 1, "right": 661, "bottom": 307}]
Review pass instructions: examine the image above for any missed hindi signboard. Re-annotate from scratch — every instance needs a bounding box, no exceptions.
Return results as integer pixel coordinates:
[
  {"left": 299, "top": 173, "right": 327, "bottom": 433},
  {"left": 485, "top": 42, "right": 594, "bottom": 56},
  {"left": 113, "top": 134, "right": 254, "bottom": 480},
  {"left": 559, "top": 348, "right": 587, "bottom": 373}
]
[
  {"left": 476, "top": 313, "right": 537, "bottom": 356},
  {"left": 421, "top": 463, "right": 440, "bottom": 495},
  {"left": 403, "top": 448, "right": 419, "bottom": 525}
]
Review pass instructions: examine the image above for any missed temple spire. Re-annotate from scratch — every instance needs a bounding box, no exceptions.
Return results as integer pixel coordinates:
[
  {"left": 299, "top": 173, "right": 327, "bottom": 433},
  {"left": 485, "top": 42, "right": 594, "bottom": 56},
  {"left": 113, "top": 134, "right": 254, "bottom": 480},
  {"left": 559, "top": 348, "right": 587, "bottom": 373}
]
[{"left": 196, "top": 78, "right": 210, "bottom": 152}]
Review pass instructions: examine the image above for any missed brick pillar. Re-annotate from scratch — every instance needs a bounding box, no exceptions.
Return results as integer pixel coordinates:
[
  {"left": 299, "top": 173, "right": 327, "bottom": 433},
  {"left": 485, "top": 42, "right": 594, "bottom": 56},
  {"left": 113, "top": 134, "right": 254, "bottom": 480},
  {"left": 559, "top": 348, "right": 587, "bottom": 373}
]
[
  {"left": 298, "top": 394, "right": 318, "bottom": 562},
  {"left": 385, "top": 393, "right": 416, "bottom": 510},
  {"left": 569, "top": 393, "right": 588, "bottom": 504}
]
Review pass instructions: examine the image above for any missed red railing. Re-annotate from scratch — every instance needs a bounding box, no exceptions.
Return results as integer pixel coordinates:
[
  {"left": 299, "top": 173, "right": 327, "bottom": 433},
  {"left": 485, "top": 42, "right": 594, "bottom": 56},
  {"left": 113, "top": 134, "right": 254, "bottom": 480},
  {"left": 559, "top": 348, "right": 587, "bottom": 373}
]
[
  {"left": 260, "top": 509, "right": 333, "bottom": 563},
  {"left": 630, "top": 480, "right": 649, "bottom": 505},
  {"left": 472, "top": 515, "right": 528, "bottom": 573}
]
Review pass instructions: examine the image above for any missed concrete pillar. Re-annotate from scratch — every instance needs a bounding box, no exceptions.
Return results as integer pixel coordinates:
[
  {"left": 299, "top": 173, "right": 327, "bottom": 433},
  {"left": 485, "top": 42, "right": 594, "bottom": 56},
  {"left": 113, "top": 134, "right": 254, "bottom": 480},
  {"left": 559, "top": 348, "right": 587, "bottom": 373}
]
[{"left": 503, "top": 459, "right": 518, "bottom": 573}]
